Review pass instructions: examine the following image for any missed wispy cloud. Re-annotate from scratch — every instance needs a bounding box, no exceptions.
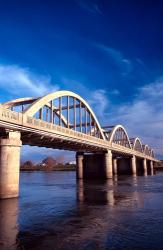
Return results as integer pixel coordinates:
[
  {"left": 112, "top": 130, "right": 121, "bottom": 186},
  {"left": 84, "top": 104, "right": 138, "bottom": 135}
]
[
  {"left": 62, "top": 75, "right": 163, "bottom": 158},
  {"left": 88, "top": 89, "right": 109, "bottom": 117},
  {"left": 109, "top": 77, "right": 163, "bottom": 157},
  {"left": 94, "top": 43, "right": 132, "bottom": 75},
  {"left": 75, "top": 0, "right": 102, "bottom": 14},
  {"left": 0, "top": 63, "right": 59, "bottom": 100}
]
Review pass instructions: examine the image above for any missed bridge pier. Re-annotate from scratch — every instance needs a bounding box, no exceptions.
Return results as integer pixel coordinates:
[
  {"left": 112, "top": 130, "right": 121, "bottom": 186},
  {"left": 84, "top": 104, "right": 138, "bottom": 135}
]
[
  {"left": 143, "top": 158, "right": 147, "bottom": 176},
  {"left": 0, "top": 131, "right": 22, "bottom": 199},
  {"left": 103, "top": 150, "right": 113, "bottom": 179},
  {"left": 76, "top": 152, "right": 84, "bottom": 179},
  {"left": 131, "top": 155, "right": 136, "bottom": 175}
]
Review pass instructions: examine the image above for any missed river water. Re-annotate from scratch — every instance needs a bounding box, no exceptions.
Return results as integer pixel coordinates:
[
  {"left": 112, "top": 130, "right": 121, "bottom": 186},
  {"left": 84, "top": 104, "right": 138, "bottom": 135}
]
[{"left": 1, "top": 171, "right": 163, "bottom": 250}]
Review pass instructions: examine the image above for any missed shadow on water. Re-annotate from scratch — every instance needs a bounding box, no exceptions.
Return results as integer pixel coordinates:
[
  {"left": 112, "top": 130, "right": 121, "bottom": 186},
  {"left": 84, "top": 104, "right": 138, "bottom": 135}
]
[{"left": 0, "top": 172, "right": 163, "bottom": 250}]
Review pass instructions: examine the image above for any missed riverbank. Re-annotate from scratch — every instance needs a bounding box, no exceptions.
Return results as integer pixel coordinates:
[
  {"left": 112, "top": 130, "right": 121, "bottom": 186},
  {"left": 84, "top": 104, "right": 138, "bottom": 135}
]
[{"left": 20, "top": 164, "right": 76, "bottom": 171}]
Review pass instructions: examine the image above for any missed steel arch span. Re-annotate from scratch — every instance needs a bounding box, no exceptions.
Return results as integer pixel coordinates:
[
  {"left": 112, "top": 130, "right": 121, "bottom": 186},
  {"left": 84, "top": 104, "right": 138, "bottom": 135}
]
[
  {"left": 103, "top": 125, "right": 131, "bottom": 148},
  {"left": 130, "top": 137, "right": 143, "bottom": 152},
  {"left": 0, "top": 90, "right": 159, "bottom": 200},
  {"left": 1, "top": 90, "right": 155, "bottom": 157},
  {"left": 2, "top": 91, "right": 106, "bottom": 140}
]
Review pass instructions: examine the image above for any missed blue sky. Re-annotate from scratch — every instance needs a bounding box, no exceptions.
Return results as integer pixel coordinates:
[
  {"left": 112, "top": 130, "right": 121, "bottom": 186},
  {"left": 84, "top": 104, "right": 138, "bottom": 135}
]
[{"left": 0, "top": 0, "right": 163, "bottom": 161}]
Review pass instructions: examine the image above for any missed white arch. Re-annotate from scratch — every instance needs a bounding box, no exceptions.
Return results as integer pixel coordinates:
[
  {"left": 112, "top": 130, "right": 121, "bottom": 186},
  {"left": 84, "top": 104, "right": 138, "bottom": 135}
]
[
  {"left": 109, "top": 124, "right": 132, "bottom": 148},
  {"left": 143, "top": 145, "right": 150, "bottom": 155},
  {"left": 151, "top": 149, "right": 155, "bottom": 158},
  {"left": 2, "top": 97, "right": 69, "bottom": 127},
  {"left": 2, "top": 97, "right": 37, "bottom": 108},
  {"left": 132, "top": 137, "right": 143, "bottom": 152},
  {"left": 23, "top": 90, "right": 105, "bottom": 140}
]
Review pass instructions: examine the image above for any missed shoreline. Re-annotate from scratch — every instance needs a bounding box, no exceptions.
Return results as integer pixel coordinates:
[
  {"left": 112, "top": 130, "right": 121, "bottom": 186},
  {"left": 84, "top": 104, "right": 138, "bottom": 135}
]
[{"left": 20, "top": 164, "right": 76, "bottom": 172}]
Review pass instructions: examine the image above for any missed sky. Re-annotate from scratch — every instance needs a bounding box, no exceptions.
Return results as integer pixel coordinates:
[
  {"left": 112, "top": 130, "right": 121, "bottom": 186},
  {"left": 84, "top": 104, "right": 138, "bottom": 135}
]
[{"left": 0, "top": 0, "right": 163, "bottom": 161}]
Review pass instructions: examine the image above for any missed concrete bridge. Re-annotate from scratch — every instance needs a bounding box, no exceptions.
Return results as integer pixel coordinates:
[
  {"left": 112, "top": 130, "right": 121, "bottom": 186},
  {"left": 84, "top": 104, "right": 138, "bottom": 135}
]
[{"left": 0, "top": 91, "right": 158, "bottom": 199}]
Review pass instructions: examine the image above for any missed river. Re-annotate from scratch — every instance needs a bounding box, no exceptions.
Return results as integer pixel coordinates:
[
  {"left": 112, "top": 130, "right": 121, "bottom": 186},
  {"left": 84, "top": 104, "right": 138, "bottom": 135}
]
[{"left": 1, "top": 171, "right": 163, "bottom": 250}]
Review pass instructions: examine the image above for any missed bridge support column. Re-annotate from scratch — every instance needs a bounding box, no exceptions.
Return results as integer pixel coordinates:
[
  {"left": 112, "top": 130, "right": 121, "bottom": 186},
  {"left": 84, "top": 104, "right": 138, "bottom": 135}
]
[
  {"left": 131, "top": 155, "right": 136, "bottom": 175},
  {"left": 76, "top": 152, "right": 84, "bottom": 179},
  {"left": 143, "top": 158, "right": 147, "bottom": 176},
  {"left": 150, "top": 161, "right": 154, "bottom": 175},
  {"left": 113, "top": 158, "right": 117, "bottom": 175},
  {"left": 0, "top": 131, "right": 22, "bottom": 199},
  {"left": 103, "top": 150, "right": 113, "bottom": 179}
]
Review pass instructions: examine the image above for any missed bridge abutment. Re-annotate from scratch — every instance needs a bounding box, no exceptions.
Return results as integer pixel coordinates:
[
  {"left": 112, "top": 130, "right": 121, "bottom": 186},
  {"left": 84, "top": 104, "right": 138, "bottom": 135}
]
[{"left": 0, "top": 131, "right": 22, "bottom": 199}]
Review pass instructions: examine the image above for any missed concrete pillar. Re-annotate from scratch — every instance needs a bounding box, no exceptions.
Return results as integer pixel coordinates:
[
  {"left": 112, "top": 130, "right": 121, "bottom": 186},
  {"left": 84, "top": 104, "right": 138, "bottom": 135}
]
[
  {"left": 0, "top": 131, "right": 22, "bottom": 199},
  {"left": 76, "top": 152, "right": 84, "bottom": 179},
  {"left": 150, "top": 161, "right": 154, "bottom": 175},
  {"left": 131, "top": 155, "right": 136, "bottom": 175},
  {"left": 143, "top": 158, "right": 147, "bottom": 176},
  {"left": 113, "top": 158, "right": 117, "bottom": 175},
  {"left": 103, "top": 150, "right": 113, "bottom": 178}
]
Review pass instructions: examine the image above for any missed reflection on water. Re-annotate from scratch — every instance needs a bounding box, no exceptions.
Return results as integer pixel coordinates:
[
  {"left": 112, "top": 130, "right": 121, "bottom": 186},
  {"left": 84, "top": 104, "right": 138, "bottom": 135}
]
[
  {"left": 0, "top": 199, "right": 18, "bottom": 250},
  {"left": 0, "top": 171, "right": 163, "bottom": 250}
]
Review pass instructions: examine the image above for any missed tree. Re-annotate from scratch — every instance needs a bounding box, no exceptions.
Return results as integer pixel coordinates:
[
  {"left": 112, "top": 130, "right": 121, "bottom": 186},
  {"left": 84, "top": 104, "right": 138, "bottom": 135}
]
[
  {"left": 42, "top": 157, "right": 56, "bottom": 168},
  {"left": 23, "top": 160, "right": 34, "bottom": 168},
  {"left": 56, "top": 155, "right": 65, "bottom": 163}
]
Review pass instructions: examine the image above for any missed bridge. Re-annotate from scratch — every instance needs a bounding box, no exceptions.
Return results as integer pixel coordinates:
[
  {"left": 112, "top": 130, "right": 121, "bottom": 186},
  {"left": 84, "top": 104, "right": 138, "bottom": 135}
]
[{"left": 0, "top": 90, "right": 158, "bottom": 199}]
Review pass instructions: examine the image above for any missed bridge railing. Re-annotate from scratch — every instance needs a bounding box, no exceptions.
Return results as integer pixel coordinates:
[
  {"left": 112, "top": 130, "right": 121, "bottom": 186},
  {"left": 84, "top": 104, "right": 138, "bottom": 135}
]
[
  {"left": 0, "top": 106, "right": 109, "bottom": 148},
  {"left": 20, "top": 115, "right": 159, "bottom": 160},
  {"left": 0, "top": 105, "right": 23, "bottom": 125},
  {"left": 23, "top": 115, "right": 110, "bottom": 148}
]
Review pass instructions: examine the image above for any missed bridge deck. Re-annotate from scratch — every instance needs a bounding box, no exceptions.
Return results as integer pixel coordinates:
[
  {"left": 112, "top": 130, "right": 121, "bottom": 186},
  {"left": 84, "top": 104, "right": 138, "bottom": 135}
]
[{"left": 0, "top": 106, "right": 157, "bottom": 161}]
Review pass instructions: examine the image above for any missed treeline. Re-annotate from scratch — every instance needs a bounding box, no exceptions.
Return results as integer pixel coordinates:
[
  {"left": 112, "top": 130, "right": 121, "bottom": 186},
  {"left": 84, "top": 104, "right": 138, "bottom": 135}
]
[
  {"left": 155, "top": 161, "right": 163, "bottom": 170},
  {"left": 20, "top": 157, "right": 76, "bottom": 171},
  {"left": 157, "top": 161, "right": 163, "bottom": 167}
]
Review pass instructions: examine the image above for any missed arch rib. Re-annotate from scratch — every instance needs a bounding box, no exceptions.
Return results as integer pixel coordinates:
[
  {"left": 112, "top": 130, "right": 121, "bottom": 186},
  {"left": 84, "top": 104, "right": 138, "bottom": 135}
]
[
  {"left": 151, "top": 149, "right": 155, "bottom": 158},
  {"left": 109, "top": 124, "right": 132, "bottom": 148},
  {"left": 23, "top": 90, "right": 105, "bottom": 140},
  {"left": 2, "top": 97, "right": 70, "bottom": 127},
  {"left": 2, "top": 97, "right": 38, "bottom": 108},
  {"left": 143, "top": 145, "right": 150, "bottom": 155},
  {"left": 132, "top": 137, "right": 143, "bottom": 152}
]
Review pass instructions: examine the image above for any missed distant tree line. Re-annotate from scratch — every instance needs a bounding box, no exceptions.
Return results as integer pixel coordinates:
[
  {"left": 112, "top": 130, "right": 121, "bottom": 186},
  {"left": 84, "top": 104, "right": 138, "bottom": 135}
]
[
  {"left": 157, "top": 161, "right": 163, "bottom": 167},
  {"left": 21, "top": 156, "right": 76, "bottom": 171}
]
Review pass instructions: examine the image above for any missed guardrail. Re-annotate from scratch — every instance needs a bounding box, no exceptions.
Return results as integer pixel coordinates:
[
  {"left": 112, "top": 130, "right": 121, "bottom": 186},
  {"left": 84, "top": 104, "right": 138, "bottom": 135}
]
[{"left": 0, "top": 105, "right": 23, "bottom": 124}]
